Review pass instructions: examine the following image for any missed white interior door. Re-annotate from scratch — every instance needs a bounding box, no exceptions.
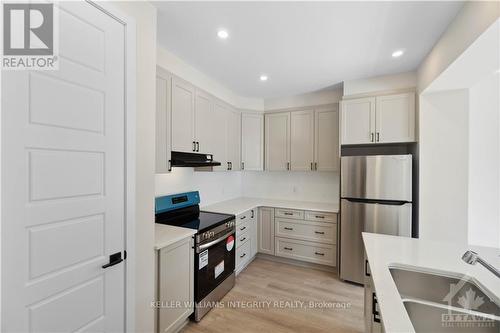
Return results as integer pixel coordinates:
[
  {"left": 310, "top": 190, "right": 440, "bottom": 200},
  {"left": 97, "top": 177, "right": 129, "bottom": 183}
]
[
  {"left": 375, "top": 93, "right": 415, "bottom": 143},
  {"left": 265, "top": 113, "right": 290, "bottom": 171},
  {"left": 172, "top": 77, "right": 195, "bottom": 153},
  {"left": 241, "top": 113, "right": 264, "bottom": 171},
  {"left": 314, "top": 107, "right": 339, "bottom": 171},
  {"left": 340, "top": 97, "right": 375, "bottom": 145},
  {"left": 290, "top": 110, "right": 314, "bottom": 171},
  {"left": 2, "top": 2, "right": 126, "bottom": 331}
]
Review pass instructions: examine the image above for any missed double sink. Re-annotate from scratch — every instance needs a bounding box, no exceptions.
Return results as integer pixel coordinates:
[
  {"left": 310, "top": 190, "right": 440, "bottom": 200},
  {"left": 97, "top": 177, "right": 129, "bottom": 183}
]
[{"left": 389, "top": 266, "right": 500, "bottom": 333}]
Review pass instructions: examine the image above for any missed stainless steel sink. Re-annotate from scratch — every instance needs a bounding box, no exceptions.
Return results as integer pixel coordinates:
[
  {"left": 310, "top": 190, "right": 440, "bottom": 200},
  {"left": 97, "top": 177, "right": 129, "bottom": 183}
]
[
  {"left": 404, "top": 300, "right": 499, "bottom": 333},
  {"left": 389, "top": 266, "right": 500, "bottom": 332}
]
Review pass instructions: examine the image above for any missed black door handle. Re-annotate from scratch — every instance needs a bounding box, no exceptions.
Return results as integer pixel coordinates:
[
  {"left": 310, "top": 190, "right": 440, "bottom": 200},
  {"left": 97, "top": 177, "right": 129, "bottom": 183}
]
[{"left": 102, "top": 252, "right": 123, "bottom": 269}]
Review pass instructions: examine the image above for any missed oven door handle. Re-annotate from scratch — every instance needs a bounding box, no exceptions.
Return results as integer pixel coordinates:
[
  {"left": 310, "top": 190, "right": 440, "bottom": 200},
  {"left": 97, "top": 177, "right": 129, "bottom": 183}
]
[{"left": 197, "top": 230, "right": 234, "bottom": 253}]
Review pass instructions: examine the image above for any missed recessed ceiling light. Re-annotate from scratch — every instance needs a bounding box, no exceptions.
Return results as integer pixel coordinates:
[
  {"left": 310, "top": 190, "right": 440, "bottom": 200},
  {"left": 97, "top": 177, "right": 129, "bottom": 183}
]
[
  {"left": 260, "top": 75, "right": 268, "bottom": 82},
  {"left": 217, "top": 29, "right": 229, "bottom": 39},
  {"left": 392, "top": 50, "right": 405, "bottom": 58}
]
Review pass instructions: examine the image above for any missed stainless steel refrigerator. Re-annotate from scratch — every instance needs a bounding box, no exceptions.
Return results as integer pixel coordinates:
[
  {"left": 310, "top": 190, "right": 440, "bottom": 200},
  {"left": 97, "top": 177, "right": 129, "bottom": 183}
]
[{"left": 340, "top": 154, "right": 412, "bottom": 284}]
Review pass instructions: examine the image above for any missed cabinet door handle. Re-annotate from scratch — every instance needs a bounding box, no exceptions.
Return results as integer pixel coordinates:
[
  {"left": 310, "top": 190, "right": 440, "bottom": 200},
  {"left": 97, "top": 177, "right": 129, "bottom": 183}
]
[
  {"left": 283, "top": 212, "right": 293, "bottom": 216},
  {"left": 229, "top": 162, "right": 232, "bottom": 170},
  {"left": 241, "top": 162, "right": 245, "bottom": 170},
  {"left": 240, "top": 226, "right": 246, "bottom": 231},
  {"left": 365, "top": 259, "right": 371, "bottom": 277},
  {"left": 376, "top": 132, "right": 380, "bottom": 142},
  {"left": 196, "top": 142, "right": 200, "bottom": 152},
  {"left": 227, "top": 162, "right": 230, "bottom": 170},
  {"left": 240, "top": 237, "right": 246, "bottom": 242},
  {"left": 284, "top": 247, "right": 293, "bottom": 251},
  {"left": 240, "top": 216, "right": 246, "bottom": 220},
  {"left": 192, "top": 141, "right": 196, "bottom": 151},
  {"left": 250, "top": 210, "right": 254, "bottom": 218},
  {"left": 240, "top": 253, "right": 246, "bottom": 258},
  {"left": 314, "top": 162, "right": 317, "bottom": 171},
  {"left": 372, "top": 293, "right": 381, "bottom": 323},
  {"left": 315, "top": 215, "right": 325, "bottom": 219},
  {"left": 168, "top": 160, "right": 172, "bottom": 172},
  {"left": 284, "top": 227, "right": 294, "bottom": 231},
  {"left": 314, "top": 252, "right": 325, "bottom": 256},
  {"left": 311, "top": 162, "right": 313, "bottom": 171},
  {"left": 314, "top": 231, "right": 325, "bottom": 235},
  {"left": 370, "top": 133, "right": 374, "bottom": 142}
]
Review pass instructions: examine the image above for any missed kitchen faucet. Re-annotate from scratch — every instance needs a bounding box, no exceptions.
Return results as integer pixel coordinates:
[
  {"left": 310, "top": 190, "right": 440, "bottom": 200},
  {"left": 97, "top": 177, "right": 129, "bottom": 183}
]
[{"left": 462, "top": 250, "right": 500, "bottom": 278}]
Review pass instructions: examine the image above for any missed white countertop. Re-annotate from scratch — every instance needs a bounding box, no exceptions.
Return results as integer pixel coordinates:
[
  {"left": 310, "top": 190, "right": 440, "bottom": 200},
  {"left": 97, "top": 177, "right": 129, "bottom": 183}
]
[
  {"left": 363, "top": 233, "right": 500, "bottom": 333},
  {"left": 202, "top": 197, "right": 339, "bottom": 216},
  {"left": 155, "top": 224, "right": 196, "bottom": 250}
]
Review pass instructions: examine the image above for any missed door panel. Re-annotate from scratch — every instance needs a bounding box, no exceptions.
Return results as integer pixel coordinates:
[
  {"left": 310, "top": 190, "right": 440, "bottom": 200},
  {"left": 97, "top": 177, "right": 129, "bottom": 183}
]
[
  {"left": 226, "top": 109, "right": 241, "bottom": 171},
  {"left": 172, "top": 77, "right": 195, "bottom": 152},
  {"left": 156, "top": 70, "right": 172, "bottom": 173},
  {"left": 340, "top": 97, "right": 375, "bottom": 145},
  {"left": 2, "top": 2, "right": 125, "bottom": 331},
  {"left": 212, "top": 100, "right": 228, "bottom": 171},
  {"left": 241, "top": 113, "right": 264, "bottom": 171},
  {"left": 375, "top": 93, "right": 415, "bottom": 143},
  {"left": 195, "top": 89, "right": 214, "bottom": 154},
  {"left": 315, "top": 107, "right": 339, "bottom": 171},
  {"left": 290, "top": 110, "right": 314, "bottom": 171},
  {"left": 265, "top": 113, "right": 290, "bottom": 171},
  {"left": 258, "top": 208, "right": 275, "bottom": 255},
  {"left": 341, "top": 155, "right": 412, "bottom": 201}
]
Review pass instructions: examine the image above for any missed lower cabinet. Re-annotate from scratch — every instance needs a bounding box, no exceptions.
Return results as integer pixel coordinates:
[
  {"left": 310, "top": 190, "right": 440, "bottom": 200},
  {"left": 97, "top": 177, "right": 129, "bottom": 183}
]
[
  {"left": 258, "top": 207, "right": 275, "bottom": 255},
  {"left": 157, "top": 237, "right": 194, "bottom": 333},
  {"left": 364, "top": 260, "right": 384, "bottom": 333},
  {"left": 275, "top": 237, "right": 336, "bottom": 266},
  {"left": 235, "top": 208, "right": 258, "bottom": 274}
]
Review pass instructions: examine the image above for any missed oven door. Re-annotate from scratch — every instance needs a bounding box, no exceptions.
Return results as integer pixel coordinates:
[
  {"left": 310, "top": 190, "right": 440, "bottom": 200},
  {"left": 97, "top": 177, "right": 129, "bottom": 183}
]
[{"left": 195, "top": 231, "right": 235, "bottom": 302}]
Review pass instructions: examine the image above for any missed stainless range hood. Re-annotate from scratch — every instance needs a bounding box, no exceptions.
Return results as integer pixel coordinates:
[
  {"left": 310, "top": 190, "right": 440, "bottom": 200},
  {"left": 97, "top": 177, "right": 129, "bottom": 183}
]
[{"left": 170, "top": 151, "right": 221, "bottom": 168}]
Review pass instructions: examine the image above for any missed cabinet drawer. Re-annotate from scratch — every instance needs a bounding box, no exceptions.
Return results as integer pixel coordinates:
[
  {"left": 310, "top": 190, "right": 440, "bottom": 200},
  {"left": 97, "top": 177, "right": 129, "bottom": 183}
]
[
  {"left": 236, "top": 240, "right": 251, "bottom": 268},
  {"left": 275, "top": 218, "right": 336, "bottom": 244},
  {"left": 275, "top": 208, "right": 304, "bottom": 220},
  {"left": 275, "top": 237, "right": 336, "bottom": 266},
  {"left": 237, "top": 209, "right": 253, "bottom": 225},
  {"left": 236, "top": 229, "right": 249, "bottom": 249},
  {"left": 236, "top": 219, "right": 250, "bottom": 236},
  {"left": 305, "top": 211, "right": 337, "bottom": 223}
]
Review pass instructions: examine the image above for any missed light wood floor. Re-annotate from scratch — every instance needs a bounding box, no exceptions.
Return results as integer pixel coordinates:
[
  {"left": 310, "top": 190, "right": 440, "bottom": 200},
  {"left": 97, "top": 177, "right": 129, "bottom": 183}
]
[{"left": 182, "top": 257, "right": 364, "bottom": 333}]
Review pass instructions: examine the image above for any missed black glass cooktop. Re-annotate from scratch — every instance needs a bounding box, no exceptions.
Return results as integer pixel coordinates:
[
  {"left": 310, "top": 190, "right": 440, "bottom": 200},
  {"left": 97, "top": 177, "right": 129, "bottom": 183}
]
[{"left": 155, "top": 205, "right": 234, "bottom": 233}]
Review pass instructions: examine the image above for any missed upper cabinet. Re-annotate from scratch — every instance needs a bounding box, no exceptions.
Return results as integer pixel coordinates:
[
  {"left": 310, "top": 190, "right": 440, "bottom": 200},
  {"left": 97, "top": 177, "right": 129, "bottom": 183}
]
[
  {"left": 171, "top": 77, "right": 196, "bottom": 153},
  {"left": 241, "top": 113, "right": 264, "bottom": 171},
  {"left": 226, "top": 108, "right": 241, "bottom": 171},
  {"left": 265, "top": 112, "right": 291, "bottom": 171},
  {"left": 340, "top": 92, "right": 415, "bottom": 145},
  {"left": 375, "top": 93, "right": 415, "bottom": 143},
  {"left": 156, "top": 69, "right": 172, "bottom": 173},
  {"left": 290, "top": 110, "right": 315, "bottom": 171},
  {"left": 194, "top": 89, "right": 214, "bottom": 155},
  {"left": 314, "top": 107, "right": 339, "bottom": 171},
  {"left": 212, "top": 99, "right": 228, "bottom": 171},
  {"left": 264, "top": 106, "right": 339, "bottom": 172}
]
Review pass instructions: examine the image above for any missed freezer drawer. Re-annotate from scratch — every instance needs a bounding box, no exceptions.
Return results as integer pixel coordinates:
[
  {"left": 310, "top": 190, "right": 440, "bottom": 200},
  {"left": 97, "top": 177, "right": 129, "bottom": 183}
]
[
  {"left": 340, "top": 199, "right": 412, "bottom": 284},
  {"left": 341, "top": 155, "right": 412, "bottom": 201}
]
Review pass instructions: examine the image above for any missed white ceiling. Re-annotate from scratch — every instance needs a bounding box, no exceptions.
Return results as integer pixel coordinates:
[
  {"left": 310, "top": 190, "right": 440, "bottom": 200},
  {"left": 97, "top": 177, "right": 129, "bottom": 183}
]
[{"left": 154, "top": 1, "right": 463, "bottom": 99}]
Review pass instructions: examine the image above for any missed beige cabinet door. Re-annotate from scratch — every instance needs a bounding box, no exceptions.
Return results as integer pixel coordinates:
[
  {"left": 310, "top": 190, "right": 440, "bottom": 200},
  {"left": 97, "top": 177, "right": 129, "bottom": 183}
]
[
  {"left": 314, "top": 107, "right": 339, "bottom": 171},
  {"left": 258, "top": 207, "right": 275, "bottom": 255},
  {"left": 156, "top": 68, "right": 172, "bottom": 173},
  {"left": 194, "top": 89, "right": 214, "bottom": 154},
  {"left": 213, "top": 100, "right": 228, "bottom": 171},
  {"left": 226, "top": 108, "right": 241, "bottom": 171},
  {"left": 340, "top": 97, "right": 375, "bottom": 145},
  {"left": 265, "top": 112, "right": 290, "bottom": 171},
  {"left": 375, "top": 93, "right": 415, "bottom": 143},
  {"left": 241, "top": 113, "right": 264, "bottom": 171},
  {"left": 172, "top": 77, "right": 195, "bottom": 152},
  {"left": 290, "top": 109, "right": 315, "bottom": 171}
]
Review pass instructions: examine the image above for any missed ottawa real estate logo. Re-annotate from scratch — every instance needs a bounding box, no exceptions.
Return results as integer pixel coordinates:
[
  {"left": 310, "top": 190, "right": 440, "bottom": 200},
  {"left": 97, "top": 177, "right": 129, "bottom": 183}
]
[{"left": 2, "top": 2, "right": 59, "bottom": 70}]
